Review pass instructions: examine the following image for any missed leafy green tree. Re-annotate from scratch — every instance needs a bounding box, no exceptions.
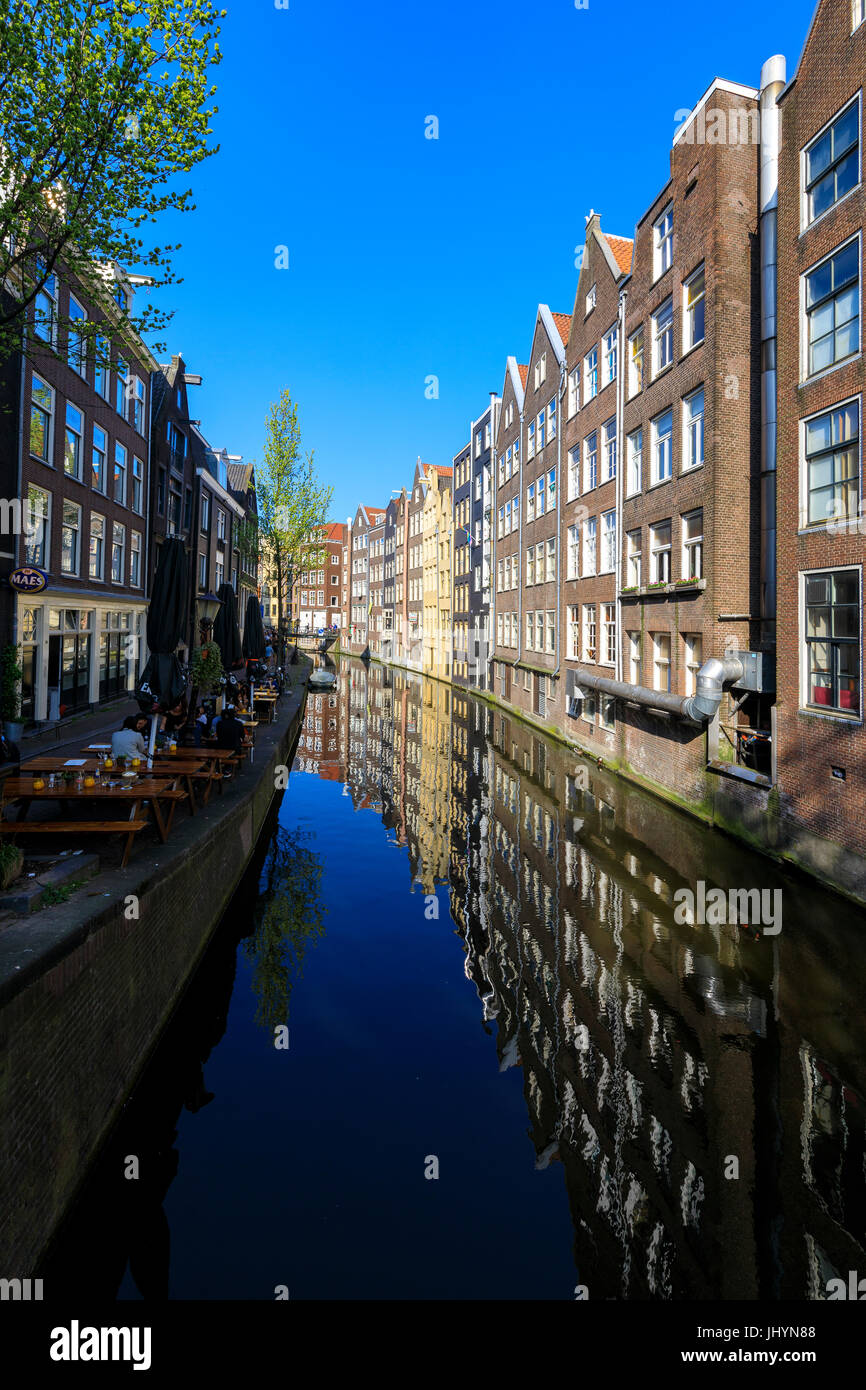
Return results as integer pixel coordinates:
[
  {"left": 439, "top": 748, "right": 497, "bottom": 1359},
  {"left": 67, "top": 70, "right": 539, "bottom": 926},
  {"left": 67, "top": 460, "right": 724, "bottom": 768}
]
[
  {"left": 0, "top": 0, "right": 224, "bottom": 363},
  {"left": 243, "top": 826, "right": 327, "bottom": 1034},
  {"left": 257, "top": 389, "right": 332, "bottom": 659}
]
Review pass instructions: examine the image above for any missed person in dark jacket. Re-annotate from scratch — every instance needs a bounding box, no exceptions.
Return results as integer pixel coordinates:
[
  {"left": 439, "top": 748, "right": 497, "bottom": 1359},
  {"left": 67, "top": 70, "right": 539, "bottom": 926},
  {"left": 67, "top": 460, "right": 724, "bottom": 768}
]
[{"left": 213, "top": 705, "right": 249, "bottom": 756}]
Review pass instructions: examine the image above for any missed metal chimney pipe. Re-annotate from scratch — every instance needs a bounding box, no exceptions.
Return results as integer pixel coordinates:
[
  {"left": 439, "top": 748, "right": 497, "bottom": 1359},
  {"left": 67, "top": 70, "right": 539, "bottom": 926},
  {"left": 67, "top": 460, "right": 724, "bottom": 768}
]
[{"left": 759, "top": 54, "right": 786, "bottom": 648}]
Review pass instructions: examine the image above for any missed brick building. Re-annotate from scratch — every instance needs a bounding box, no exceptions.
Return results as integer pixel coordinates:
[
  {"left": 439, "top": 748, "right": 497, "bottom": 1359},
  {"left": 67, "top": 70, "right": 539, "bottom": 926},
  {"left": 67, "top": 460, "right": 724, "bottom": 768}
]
[
  {"left": 453, "top": 396, "right": 498, "bottom": 690},
  {"left": 405, "top": 462, "right": 427, "bottom": 669},
  {"left": 291, "top": 521, "right": 348, "bottom": 632},
  {"left": 562, "top": 217, "right": 633, "bottom": 753},
  {"left": 451, "top": 437, "right": 472, "bottom": 684},
  {"left": 775, "top": 0, "right": 866, "bottom": 894},
  {"left": 19, "top": 264, "right": 155, "bottom": 721},
  {"left": 491, "top": 358, "right": 527, "bottom": 704}
]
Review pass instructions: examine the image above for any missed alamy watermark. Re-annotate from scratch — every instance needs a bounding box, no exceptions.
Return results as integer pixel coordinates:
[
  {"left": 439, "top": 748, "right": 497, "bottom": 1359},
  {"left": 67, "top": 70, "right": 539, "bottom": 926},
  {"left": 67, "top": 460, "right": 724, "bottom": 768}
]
[{"left": 673, "top": 880, "right": 782, "bottom": 935}]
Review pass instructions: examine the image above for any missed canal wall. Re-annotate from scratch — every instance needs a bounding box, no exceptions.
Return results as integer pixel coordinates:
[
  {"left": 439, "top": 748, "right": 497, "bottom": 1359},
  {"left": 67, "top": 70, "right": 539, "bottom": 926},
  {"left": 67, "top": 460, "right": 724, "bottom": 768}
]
[
  {"left": 369, "top": 651, "right": 866, "bottom": 907},
  {"left": 0, "top": 677, "right": 308, "bottom": 1277}
]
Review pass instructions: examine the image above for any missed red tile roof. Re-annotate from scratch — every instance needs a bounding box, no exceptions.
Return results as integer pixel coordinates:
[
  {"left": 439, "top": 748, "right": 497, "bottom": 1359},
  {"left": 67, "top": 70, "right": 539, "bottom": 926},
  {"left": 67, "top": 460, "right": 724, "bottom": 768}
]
[
  {"left": 517, "top": 363, "right": 529, "bottom": 387},
  {"left": 551, "top": 311, "right": 571, "bottom": 345},
  {"left": 605, "top": 234, "right": 634, "bottom": 275},
  {"left": 364, "top": 506, "right": 386, "bottom": 519},
  {"left": 322, "top": 521, "right": 346, "bottom": 541}
]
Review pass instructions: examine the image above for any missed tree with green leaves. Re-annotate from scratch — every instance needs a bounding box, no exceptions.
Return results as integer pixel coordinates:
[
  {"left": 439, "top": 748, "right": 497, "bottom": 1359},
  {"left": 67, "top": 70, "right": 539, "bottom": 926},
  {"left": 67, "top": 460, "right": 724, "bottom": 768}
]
[
  {"left": 257, "top": 388, "right": 332, "bottom": 661},
  {"left": 0, "top": 0, "right": 224, "bottom": 366},
  {"left": 243, "top": 825, "right": 326, "bottom": 1034}
]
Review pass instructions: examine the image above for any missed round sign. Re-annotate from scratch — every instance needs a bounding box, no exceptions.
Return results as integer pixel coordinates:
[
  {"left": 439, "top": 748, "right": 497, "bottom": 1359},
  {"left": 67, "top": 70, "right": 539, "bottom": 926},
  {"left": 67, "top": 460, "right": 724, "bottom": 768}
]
[{"left": 9, "top": 566, "right": 47, "bottom": 593}]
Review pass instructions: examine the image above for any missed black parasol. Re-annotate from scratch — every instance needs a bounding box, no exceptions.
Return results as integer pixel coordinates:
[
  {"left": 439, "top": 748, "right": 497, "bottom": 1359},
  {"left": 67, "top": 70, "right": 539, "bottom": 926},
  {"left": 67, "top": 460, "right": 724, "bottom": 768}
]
[
  {"left": 242, "top": 593, "right": 267, "bottom": 661},
  {"left": 136, "top": 537, "right": 188, "bottom": 712},
  {"left": 213, "top": 582, "right": 243, "bottom": 667}
]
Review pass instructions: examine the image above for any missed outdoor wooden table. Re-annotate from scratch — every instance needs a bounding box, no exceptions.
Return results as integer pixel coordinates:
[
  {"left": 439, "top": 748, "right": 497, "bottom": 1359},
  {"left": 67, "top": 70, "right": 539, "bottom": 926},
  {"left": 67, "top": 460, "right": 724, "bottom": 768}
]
[
  {"left": 0, "top": 778, "right": 188, "bottom": 863},
  {"left": 21, "top": 757, "right": 206, "bottom": 816},
  {"left": 252, "top": 692, "right": 278, "bottom": 722}
]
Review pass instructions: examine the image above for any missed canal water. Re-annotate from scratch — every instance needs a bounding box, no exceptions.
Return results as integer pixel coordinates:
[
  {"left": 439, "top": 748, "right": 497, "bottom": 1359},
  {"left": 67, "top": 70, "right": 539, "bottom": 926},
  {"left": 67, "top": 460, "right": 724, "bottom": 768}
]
[{"left": 40, "top": 658, "right": 866, "bottom": 1300}]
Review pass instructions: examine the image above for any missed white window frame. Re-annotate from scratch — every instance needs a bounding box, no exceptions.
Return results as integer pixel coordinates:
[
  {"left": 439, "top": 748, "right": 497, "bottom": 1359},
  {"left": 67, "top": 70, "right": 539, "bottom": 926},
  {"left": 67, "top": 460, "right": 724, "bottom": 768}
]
[
  {"left": 602, "top": 325, "right": 617, "bottom": 387},
  {"left": 24, "top": 485, "right": 50, "bottom": 568},
  {"left": 567, "top": 366, "right": 579, "bottom": 418},
  {"left": 683, "top": 264, "right": 705, "bottom": 352},
  {"left": 651, "top": 408, "right": 673, "bottom": 485},
  {"left": 800, "top": 395, "right": 861, "bottom": 530},
  {"left": 682, "top": 387, "right": 705, "bottom": 472},
  {"left": 650, "top": 521, "right": 672, "bottom": 584},
  {"left": 653, "top": 203, "right": 673, "bottom": 280},
  {"left": 68, "top": 295, "right": 88, "bottom": 376},
  {"left": 652, "top": 297, "right": 674, "bottom": 377},
  {"left": 584, "top": 431, "right": 598, "bottom": 492},
  {"left": 582, "top": 516, "right": 597, "bottom": 576},
  {"left": 684, "top": 633, "right": 702, "bottom": 696},
  {"left": 652, "top": 632, "right": 671, "bottom": 692},
  {"left": 602, "top": 417, "right": 616, "bottom": 481},
  {"left": 625, "top": 529, "right": 641, "bottom": 588},
  {"left": 628, "top": 326, "right": 644, "bottom": 398},
  {"left": 64, "top": 402, "right": 84, "bottom": 481},
  {"left": 30, "top": 375, "right": 55, "bottom": 463},
  {"left": 61, "top": 499, "right": 82, "bottom": 576},
  {"left": 111, "top": 522, "right": 125, "bottom": 583},
  {"left": 600, "top": 509, "right": 616, "bottom": 573},
  {"left": 114, "top": 441, "right": 128, "bottom": 506},
  {"left": 89, "top": 513, "right": 106, "bottom": 581},
  {"left": 801, "top": 94, "right": 861, "bottom": 232},
  {"left": 801, "top": 234, "right": 861, "bottom": 383},
  {"left": 584, "top": 346, "right": 598, "bottom": 401},
  {"left": 626, "top": 427, "right": 642, "bottom": 496},
  {"left": 567, "top": 524, "right": 579, "bottom": 580},
  {"left": 682, "top": 509, "right": 704, "bottom": 580}
]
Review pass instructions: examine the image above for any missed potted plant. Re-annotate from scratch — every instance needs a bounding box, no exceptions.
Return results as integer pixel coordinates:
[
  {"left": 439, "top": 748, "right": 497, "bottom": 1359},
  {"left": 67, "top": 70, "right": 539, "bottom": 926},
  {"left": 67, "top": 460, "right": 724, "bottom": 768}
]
[{"left": 0, "top": 643, "right": 23, "bottom": 742}]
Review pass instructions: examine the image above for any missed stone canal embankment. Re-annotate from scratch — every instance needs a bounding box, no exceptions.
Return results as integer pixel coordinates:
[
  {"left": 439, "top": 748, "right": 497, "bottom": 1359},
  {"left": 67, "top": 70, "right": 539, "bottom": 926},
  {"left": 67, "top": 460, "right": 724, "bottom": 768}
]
[{"left": 0, "top": 674, "right": 308, "bottom": 1276}]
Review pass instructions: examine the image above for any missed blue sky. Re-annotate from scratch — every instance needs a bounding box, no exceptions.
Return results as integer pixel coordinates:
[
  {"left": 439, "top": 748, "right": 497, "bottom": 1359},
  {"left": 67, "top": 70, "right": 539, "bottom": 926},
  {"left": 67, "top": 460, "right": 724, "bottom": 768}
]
[{"left": 149, "top": 0, "right": 817, "bottom": 521}]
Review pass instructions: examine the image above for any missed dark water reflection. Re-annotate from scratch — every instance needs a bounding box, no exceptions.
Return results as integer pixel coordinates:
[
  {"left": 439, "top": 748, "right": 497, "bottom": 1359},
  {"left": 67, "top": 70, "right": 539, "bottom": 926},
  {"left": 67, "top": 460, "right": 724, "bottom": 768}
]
[{"left": 41, "top": 658, "right": 866, "bottom": 1299}]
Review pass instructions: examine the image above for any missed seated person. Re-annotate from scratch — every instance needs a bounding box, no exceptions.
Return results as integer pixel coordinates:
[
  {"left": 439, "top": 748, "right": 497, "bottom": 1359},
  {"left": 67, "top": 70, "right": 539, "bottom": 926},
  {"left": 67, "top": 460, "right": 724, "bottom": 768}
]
[
  {"left": 161, "top": 698, "right": 187, "bottom": 736},
  {"left": 213, "top": 704, "right": 250, "bottom": 755},
  {"left": 111, "top": 715, "right": 148, "bottom": 761}
]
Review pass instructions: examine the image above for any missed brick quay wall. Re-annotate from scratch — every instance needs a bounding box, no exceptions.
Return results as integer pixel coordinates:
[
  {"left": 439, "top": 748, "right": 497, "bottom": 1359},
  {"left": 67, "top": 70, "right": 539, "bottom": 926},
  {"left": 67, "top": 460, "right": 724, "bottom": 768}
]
[{"left": 0, "top": 677, "right": 308, "bottom": 1276}]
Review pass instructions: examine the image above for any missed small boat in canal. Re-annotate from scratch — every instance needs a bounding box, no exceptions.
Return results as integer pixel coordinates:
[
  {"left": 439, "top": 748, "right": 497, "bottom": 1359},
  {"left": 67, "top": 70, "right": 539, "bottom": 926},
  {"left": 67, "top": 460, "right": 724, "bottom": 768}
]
[{"left": 309, "top": 668, "right": 337, "bottom": 690}]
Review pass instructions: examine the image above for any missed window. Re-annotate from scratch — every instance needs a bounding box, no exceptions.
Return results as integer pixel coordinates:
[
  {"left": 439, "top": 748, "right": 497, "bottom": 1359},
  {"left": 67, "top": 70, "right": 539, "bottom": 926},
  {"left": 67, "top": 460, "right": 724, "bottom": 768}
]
[
  {"left": 682, "top": 509, "right": 703, "bottom": 579},
  {"left": 650, "top": 520, "right": 672, "bottom": 583},
  {"left": 652, "top": 297, "right": 674, "bottom": 376},
  {"left": 653, "top": 632, "right": 671, "bottom": 691},
  {"left": 94, "top": 335, "right": 110, "bottom": 399},
  {"left": 584, "top": 346, "right": 598, "bottom": 401},
  {"left": 568, "top": 366, "right": 579, "bottom": 417},
  {"left": 603, "top": 417, "right": 616, "bottom": 481},
  {"left": 534, "top": 353, "right": 547, "bottom": 389},
  {"left": 804, "top": 570, "right": 860, "bottom": 712},
  {"left": 89, "top": 514, "right": 105, "bottom": 580},
  {"left": 68, "top": 296, "right": 87, "bottom": 375},
  {"left": 498, "top": 505, "right": 504, "bottom": 539},
  {"left": 546, "top": 537, "right": 556, "bottom": 582},
  {"left": 217, "top": 508, "right": 227, "bottom": 541},
  {"left": 625, "top": 529, "right": 641, "bottom": 587},
  {"left": 536, "top": 612, "right": 544, "bottom": 651},
  {"left": 132, "top": 455, "right": 144, "bottom": 513},
  {"left": 600, "top": 695, "right": 616, "bottom": 730},
  {"left": 602, "top": 603, "right": 616, "bottom": 665},
  {"left": 505, "top": 499, "right": 513, "bottom": 533},
  {"left": 855, "top": 0, "right": 865, "bottom": 28},
  {"left": 130, "top": 531, "right": 142, "bottom": 587},
  {"left": 30, "top": 376, "right": 53, "bottom": 460},
  {"left": 25, "top": 485, "right": 49, "bottom": 567},
  {"left": 34, "top": 271, "right": 57, "bottom": 344},
  {"left": 805, "top": 399, "right": 859, "bottom": 527},
  {"left": 90, "top": 425, "right": 107, "bottom": 492},
  {"left": 628, "top": 327, "right": 644, "bottom": 398},
  {"left": 547, "top": 396, "right": 557, "bottom": 441},
  {"left": 583, "top": 516, "right": 597, "bottom": 575},
  {"left": 684, "top": 634, "right": 702, "bottom": 696},
  {"left": 114, "top": 441, "right": 127, "bottom": 504},
  {"left": 683, "top": 387, "right": 705, "bottom": 471},
  {"left": 131, "top": 376, "right": 145, "bottom": 433},
  {"left": 583, "top": 605, "right": 597, "bottom": 662},
  {"left": 654, "top": 204, "right": 673, "bottom": 279},
  {"left": 628, "top": 631, "right": 641, "bottom": 685},
  {"left": 601, "top": 510, "right": 616, "bottom": 572},
  {"left": 201, "top": 493, "right": 210, "bottom": 533},
  {"left": 584, "top": 431, "right": 598, "bottom": 491},
  {"left": 568, "top": 605, "right": 579, "bottom": 658},
  {"left": 627, "top": 427, "right": 642, "bottom": 496},
  {"left": 805, "top": 100, "right": 859, "bottom": 225},
  {"left": 115, "top": 356, "right": 129, "bottom": 416},
  {"left": 651, "top": 408, "right": 673, "bottom": 484},
  {"left": 568, "top": 446, "right": 580, "bottom": 500},
  {"left": 157, "top": 468, "right": 166, "bottom": 514},
  {"left": 526, "top": 482, "right": 536, "bottom": 523},
  {"left": 683, "top": 266, "right": 705, "bottom": 350},
  {"left": 536, "top": 541, "right": 544, "bottom": 582},
  {"left": 527, "top": 545, "right": 536, "bottom": 586},
  {"left": 537, "top": 474, "right": 546, "bottom": 517},
  {"left": 546, "top": 610, "right": 556, "bottom": 654},
  {"left": 567, "top": 524, "right": 579, "bottom": 580},
  {"left": 548, "top": 467, "right": 556, "bottom": 510},
  {"left": 111, "top": 522, "right": 126, "bottom": 582},
  {"left": 61, "top": 500, "right": 81, "bottom": 575},
  {"left": 526, "top": 611, "right": 534, "bottom": 650},
  {"left": 805, "top": 239, "right": 859, "bottom": 377},
  {"left": 603, "top": 326, "right": 617, "bottom": 386},
  {"left": 586, "top": 284, "right": 597, "bottom": 314},
  {"left": 64, "top": 403, "right": 83, "bottom": 480}
]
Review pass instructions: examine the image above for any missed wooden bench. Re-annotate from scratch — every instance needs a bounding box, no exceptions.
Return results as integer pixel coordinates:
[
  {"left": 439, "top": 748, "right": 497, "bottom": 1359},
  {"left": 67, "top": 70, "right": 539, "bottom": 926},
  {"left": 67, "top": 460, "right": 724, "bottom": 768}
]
[{"left": 0, "top": 819, "right": 148, "bottom": 868}]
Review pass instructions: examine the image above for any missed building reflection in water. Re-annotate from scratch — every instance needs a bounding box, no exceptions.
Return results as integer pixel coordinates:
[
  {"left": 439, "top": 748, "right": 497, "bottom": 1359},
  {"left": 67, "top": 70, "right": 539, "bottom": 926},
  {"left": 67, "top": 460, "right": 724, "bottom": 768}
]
[{"left": 294, "top": 657, "right": 866, "bottom": 1300}]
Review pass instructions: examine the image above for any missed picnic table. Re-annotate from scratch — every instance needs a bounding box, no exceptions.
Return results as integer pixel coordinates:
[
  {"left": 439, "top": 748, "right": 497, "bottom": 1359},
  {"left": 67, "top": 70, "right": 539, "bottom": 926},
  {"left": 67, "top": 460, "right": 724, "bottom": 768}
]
[
  {"left": 21, "top": 756, "right": 208, "bottom": 814},
  {"left": 0, "top": 777, "right": 188, "bottom": 866},
  {"left": 252, "top": 691, "right": 278, "bottom": 722}
]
